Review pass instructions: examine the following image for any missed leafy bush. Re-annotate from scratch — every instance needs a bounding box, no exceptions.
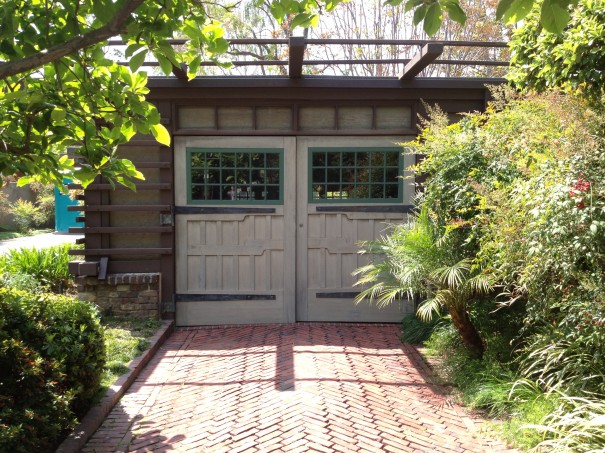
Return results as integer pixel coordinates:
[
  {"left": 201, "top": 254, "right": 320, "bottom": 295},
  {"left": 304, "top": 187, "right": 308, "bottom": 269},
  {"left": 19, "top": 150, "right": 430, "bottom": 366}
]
[
  {"left": 30, "top": 183, "right": 56, "bottom": 228},
  {"left": 530, "top": 394, "right": 605, "bottom": 452},
  {"left": 0, "top": 289, "right": 105, "bottom": 452},
  {"left": 366, "top": 90, "right": 605, "bottom": 450},
  {"left": 0, "top": 244, "right": 74, "bottom": 293},
  {"left": 11, "top": 199, "right": 41, "bottom": 232},
  {"left": 355, "top": 208, "right": 491, "bottom": 357},
  {"left": 400, "top": 313, "right": 439, "bottom": 344},
  {"left": 509, "top": 1, "right": 605, "bottom": 103}
]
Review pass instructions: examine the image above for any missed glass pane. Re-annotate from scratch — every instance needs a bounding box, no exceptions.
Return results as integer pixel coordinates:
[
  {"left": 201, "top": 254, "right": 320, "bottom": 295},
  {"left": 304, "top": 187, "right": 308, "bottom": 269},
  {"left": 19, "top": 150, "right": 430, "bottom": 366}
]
[
  {"left": 385, "top": 168, "right": 399, "bottom": 182},
  {"left": 236, "top": 153, "right": 250, "bottom": 168},
  {"left": 326, "top": 183, "right": 342, "bottom": 199},
  {"left": 205, "top": 185, "right": 220, "bottom": 200},
  {"left": 266, "top": 153, "right": 280, "bottom": 168},
  {"left": 207, "top": 154, "right": 220, "bottom": 168},
  {"left": 327, "top": 152, "right": 341, "bottom": 167},
  {"left": 191, "top": 185, "right": 204, "bottom": 200},
  {"left": 191, "top": 153, "right": 206, "bottom": 167},
  {"left": 369, "top": 167, "right": 385, "bottom": 183},
  {"left": 385, "top": 184, "right": 399, "bottom": 198},
  {"left": 191, "top": 169, "right": 205, "bottom": 184},
  {"left": 223, "top": 185, "right": 237, "bottom": 200},
  {"left": 355, "top": 152, "right": 370, "bottom": 167},
  {"left": 222, "top": 169, "right": 235, "bottom": 184},
  {"left": 327, "top": 168, "right": 340, "bottom": 183},
  {"left": 370, "top": 152, "right": 385, "bottom": 166},
  {"left": 251, "top": 169, "right": 265, "bottom": 183},
  {"left": 235, "top": 170, "right": 249, "bottom": 184},
  {"left": 341, "top": 167, "right": 355, "bottom": 183},
  {"left": 313, "top": 168, "right": 325, "bottom": 183},
  {"left": 206, "top": 169, "right": 220, "bottom": 183},
  {"left": 312, "top": 184, "right": 327, "bottom": 199},
  {"left": 385, "top": 151, "right": 399, "bottom": 166},
  {"left": 312, "top": 152, "right": 326, "bottom": 167},
  {"left": 342, "top": 152, "right": 355, "bottom": 167},
  {"left": 251, "top": 153, "right": 264, "bottom": 167},
  {"left": 266, "top": 169, "right": 279, "bottom": 184},
  {"left": 221, "top": 153, "right": 235, "bottom": 167},
  {"left": 370, "top": 184, "right": 384, "bottom": 198},
  {"left": 356, "top": 167, "right": 371, "bottom": 184},
  {"left": 352, "top": 184, "right": 370, "bottom": 198},
  {"left": 266, "top": 185, "right": 280, "bottom": 200}
]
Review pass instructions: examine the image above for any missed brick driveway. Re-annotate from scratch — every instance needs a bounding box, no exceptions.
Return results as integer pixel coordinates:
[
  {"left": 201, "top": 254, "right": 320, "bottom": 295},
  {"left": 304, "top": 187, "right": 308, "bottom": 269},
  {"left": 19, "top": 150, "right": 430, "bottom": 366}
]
[{"left": 82, "top": 324, "right": 515, "bottom": 452}]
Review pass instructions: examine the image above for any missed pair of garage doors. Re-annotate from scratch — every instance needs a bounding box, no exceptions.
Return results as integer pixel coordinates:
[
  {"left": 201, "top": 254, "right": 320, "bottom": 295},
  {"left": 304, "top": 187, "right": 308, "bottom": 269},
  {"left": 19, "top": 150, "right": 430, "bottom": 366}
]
[{"left": 175, "top": 136, "right": 414, "bottom": 326}]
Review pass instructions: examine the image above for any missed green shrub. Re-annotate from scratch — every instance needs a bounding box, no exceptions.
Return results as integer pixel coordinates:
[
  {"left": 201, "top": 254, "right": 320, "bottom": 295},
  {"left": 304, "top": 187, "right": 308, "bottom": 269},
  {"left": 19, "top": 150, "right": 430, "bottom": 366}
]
[
  {"left": 0, "top": 289, "right": 105, "bottom": 452},
  {"left": 30, "top": 183, "right": 56, "bottom": 228},
  {"left": 11, "top": 199, "right": 41, "bottom": 232},
  {"left": 0, "top": 272, "right": 42, "bottom": 293},
  {"left": 0, "top": 244, "right": 74, "bottom": 293},
  {"left": 530, "top": 394, "right": 605, "bottom": 452},
  {"left": 400, "top": 313, "right": 439, "bottom": 344},
  {"left": 509, "top": 1, "right": 605, "bottom": 104}
]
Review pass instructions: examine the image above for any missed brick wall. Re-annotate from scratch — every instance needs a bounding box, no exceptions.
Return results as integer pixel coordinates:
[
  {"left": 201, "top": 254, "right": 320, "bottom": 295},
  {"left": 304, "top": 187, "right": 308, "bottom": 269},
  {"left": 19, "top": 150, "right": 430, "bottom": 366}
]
[{"left": 77, "top": 273, "right": 161, "bottom": 318}]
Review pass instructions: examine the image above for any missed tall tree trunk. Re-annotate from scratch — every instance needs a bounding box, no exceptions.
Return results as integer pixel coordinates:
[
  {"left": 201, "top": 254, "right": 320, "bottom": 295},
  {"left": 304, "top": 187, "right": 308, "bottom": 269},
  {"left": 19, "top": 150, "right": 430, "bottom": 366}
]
[{"left": 449, "top": 306, "right": 484, "bottom": 358}]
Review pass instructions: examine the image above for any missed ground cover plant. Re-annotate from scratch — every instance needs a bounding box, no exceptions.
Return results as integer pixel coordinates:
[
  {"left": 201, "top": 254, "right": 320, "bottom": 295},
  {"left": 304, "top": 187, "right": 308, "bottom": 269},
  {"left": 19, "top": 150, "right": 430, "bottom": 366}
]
[
  {"left": 0, "top": 243, "right": 76, "bottom": 293},
  {"left": 355, "top": 89, "right": 605, "bottom": 451},
  {"left": 99, "top": 316, "right": 162, "bottom": 392}
]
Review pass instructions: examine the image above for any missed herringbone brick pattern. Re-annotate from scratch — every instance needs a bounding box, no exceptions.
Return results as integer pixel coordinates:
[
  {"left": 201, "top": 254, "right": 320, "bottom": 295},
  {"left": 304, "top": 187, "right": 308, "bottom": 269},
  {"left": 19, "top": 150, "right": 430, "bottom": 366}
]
[{"left": 82, "top": 324, "right": 517, "bottom": 452}]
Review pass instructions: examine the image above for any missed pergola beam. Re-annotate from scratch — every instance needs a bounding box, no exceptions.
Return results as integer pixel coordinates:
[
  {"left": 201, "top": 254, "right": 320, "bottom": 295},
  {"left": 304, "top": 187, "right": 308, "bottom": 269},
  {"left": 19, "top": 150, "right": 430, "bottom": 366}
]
[
  {"left": 288, "top": 37, "right": 306, "bottom": 79},
  {"left": 399, "top": 43, "right": 444, "bottom": 80}
]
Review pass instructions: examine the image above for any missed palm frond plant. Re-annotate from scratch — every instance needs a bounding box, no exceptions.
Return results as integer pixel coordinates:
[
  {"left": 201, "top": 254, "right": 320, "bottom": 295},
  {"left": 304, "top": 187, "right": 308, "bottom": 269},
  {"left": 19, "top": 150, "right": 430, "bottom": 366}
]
[{"left": 354, "top": 207, "right": 492, "bottom": 358}]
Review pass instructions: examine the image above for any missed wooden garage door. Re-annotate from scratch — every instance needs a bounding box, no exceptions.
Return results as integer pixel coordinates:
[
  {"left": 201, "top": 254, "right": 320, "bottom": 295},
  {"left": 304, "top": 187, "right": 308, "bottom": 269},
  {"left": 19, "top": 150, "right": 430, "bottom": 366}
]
[
  {"left": 175, "top": 136, "right": 414, "bottom": 326},
  {"left": 295, "top": 137, "right": 415, "bottom": 322},
  {"left": 174, "top": 137, "right": 296, "bottom": 326}
]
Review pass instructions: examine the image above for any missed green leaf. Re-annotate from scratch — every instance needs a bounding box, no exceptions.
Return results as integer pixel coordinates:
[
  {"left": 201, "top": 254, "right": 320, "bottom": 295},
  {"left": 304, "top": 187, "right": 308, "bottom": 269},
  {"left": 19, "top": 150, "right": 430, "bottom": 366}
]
[
  {"left": 540, "top": 0, "right": 570, "bottom": 34},
  {"left": 501, "top": 0, "right": 535, "bottom": 23},
  {"left": 291, "top": 13, "right": 312, "bottom": 28},
  {"left": 155, "top": 53, "right": 173, "bottom": 76},
  {"left": 423, "top": 3, "right": 443, "bottom": 36},
  {"left": 496, "top": 0, "right": 515, "bottom": 20},
  {"left": 404, "top": 0, "right": 423, "bottom": 13},
  {"left": 440, "top": 0, "right": 466, "bottom": 24},
  {"left": 413, "top": 4, "right": 428, "bottom": 26},
  {"left": 91, "top": 0, "right": 115, "bottom": 24},
  {"left": 129, "top": 50, "right": 147, "bottom": 73},
  {"left": 125, "top": 42, "right": 144, "bottom": 58},
  {"left": 51, "top": 107, "right": 66, "bottom": 123},
  {"left": 150, "top": 123, "right": 170, "bottom": 147},
  {"left": 270, "top": 2, "right": 286, "bottom": 21},
  {"left": 385, "top": 0, "right": 405, "bottom": 6}
]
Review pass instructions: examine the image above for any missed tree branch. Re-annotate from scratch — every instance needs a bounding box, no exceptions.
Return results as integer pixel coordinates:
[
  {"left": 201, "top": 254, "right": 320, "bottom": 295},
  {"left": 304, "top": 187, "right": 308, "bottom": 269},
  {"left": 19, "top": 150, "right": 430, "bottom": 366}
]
[{"left": 0, "top": 0, "right": 146, "bottom": 79}]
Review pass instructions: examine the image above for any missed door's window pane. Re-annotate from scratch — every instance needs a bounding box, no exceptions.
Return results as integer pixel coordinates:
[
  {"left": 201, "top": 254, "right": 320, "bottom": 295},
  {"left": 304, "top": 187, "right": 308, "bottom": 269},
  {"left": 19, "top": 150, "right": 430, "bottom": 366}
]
[
  {"left": 309, "top": 147, "right": 403, "bottom": 203},
  {"left": 188, "top": 148, "right": 283, "bottom": 204}
]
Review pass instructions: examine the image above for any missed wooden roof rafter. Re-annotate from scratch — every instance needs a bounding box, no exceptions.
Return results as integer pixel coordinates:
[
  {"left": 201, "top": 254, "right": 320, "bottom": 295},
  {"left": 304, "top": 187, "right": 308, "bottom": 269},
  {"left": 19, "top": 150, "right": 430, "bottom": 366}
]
[
  {"left": 105, "top": 38, "right": 509, "bottom": 80},
  {"left": 399, "top": 43, "right": 443, "bottom": 80}
]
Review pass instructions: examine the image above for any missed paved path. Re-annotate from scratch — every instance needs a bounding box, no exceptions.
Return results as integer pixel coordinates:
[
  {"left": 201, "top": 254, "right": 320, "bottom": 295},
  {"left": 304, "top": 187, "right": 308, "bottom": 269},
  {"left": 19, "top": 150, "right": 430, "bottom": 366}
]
[
  {"left": 0, "top": 232, "right": 82, "bottom": 254},
  {"left": 82, "top": 324, "right": 516, "bottom": 453}
]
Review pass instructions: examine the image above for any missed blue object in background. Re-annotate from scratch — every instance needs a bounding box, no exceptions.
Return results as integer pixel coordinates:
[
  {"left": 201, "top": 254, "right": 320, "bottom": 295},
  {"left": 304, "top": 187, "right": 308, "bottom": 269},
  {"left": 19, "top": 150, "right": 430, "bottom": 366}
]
[{"left": 54, "top": 182, "right": 84, "bottom": 233}]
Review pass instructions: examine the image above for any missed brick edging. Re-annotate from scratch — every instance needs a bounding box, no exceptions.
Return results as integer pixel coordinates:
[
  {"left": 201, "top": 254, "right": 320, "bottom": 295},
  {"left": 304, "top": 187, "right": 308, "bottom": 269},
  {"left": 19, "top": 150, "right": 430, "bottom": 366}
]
[{"left": 56, "top": 320, "right": 175, "bottom": 453}]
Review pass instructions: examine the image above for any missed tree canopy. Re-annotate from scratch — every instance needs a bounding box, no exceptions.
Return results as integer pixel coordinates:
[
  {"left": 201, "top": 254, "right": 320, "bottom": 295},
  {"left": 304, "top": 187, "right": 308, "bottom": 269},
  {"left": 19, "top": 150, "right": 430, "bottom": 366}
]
[{"left": 0, "top": 0, "right": 585, "bottom": 188}]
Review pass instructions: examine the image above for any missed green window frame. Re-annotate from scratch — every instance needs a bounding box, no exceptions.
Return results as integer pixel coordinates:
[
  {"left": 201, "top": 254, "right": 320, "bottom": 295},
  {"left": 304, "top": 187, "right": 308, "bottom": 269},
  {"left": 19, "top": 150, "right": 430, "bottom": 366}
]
[
  {"left": 187, "top": 148, "right": 284, "bottom": 205},
  {"left": 309, "top": 147, "right": 403, "bottom": 203}
]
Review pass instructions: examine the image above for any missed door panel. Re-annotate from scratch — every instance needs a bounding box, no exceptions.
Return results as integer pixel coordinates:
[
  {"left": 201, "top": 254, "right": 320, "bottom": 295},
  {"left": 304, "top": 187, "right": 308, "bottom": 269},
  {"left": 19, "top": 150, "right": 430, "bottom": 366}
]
[
  {"left": 296, "top": 137, "right": 415, "bottom": 322},
  {"left": 175, "top": 137, "right": 296, "bottom": 326}
]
